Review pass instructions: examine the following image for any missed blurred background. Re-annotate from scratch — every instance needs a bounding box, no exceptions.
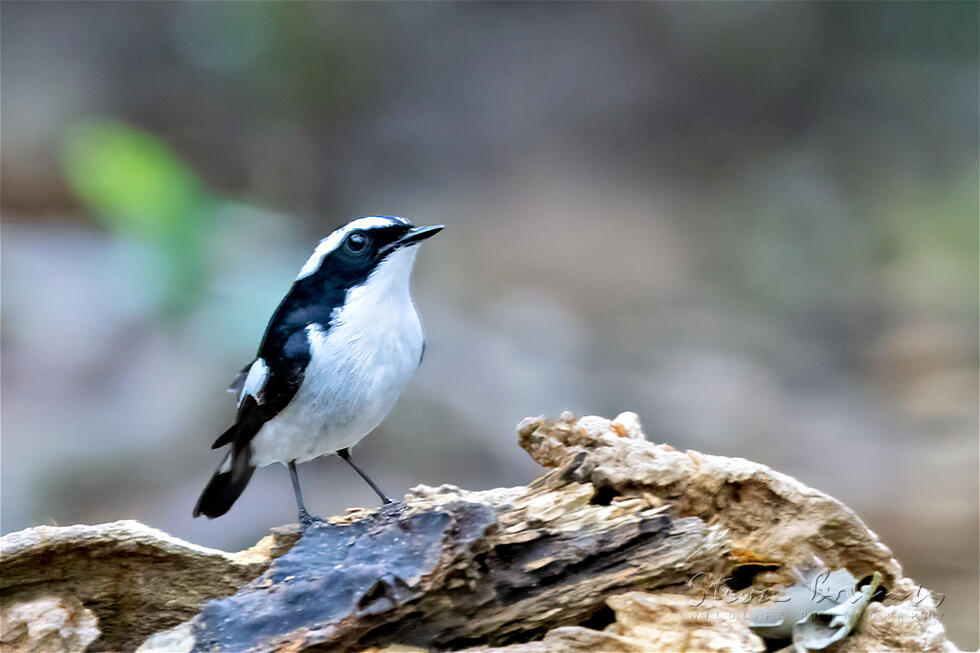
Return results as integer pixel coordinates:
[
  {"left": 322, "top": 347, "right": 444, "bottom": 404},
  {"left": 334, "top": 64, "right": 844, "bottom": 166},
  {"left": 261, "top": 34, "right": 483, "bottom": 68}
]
[{"left": 1, "top": 2, "right": 976, "bottom": 646}]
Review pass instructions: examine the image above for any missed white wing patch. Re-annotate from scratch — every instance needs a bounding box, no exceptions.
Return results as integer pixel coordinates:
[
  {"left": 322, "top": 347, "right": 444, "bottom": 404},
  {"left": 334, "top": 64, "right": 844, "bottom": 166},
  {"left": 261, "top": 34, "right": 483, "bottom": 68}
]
[
  {"left": 296, "top": 216, "right": 411, "bottom": 280},
  {"left": 238, "top": 358, "right": 269, "bottom": 406}
]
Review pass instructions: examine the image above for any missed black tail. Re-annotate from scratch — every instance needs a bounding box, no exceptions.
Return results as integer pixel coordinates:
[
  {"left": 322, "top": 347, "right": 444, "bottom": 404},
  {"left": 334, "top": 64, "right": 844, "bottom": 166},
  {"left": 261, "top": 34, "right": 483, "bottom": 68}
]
[{"left": 193, "top": 446, "right": 256, "bottom": 519}]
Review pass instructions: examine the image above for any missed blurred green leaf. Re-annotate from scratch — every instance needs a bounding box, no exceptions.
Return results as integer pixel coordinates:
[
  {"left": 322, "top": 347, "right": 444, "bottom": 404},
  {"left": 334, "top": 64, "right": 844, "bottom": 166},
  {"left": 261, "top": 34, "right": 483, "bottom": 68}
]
[
  {"left": 62, "top": 120, "right": 205, "bottom": 235},
  {"left": 61, "top": 120, "right": 216, "bottom": 317}
]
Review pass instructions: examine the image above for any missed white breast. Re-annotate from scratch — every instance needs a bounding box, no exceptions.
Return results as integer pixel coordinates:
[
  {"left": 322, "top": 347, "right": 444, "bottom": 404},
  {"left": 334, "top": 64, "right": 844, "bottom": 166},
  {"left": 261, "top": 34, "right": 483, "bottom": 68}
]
[{"left": 250, "top": 247, "right": 425, "bottom": 467}]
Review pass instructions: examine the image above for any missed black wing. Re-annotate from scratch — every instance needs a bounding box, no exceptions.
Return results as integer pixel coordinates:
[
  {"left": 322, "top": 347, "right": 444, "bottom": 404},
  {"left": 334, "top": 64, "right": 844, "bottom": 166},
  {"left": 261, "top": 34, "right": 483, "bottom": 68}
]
[
  {"left": 212, "top": 269, "right": 346, "bottom": 451},
  {"left": 211, "top": 327, "right": 311, "bottom": 450},
  {"left": 195, "top": 326, "right": 310, "bottom": 518}
]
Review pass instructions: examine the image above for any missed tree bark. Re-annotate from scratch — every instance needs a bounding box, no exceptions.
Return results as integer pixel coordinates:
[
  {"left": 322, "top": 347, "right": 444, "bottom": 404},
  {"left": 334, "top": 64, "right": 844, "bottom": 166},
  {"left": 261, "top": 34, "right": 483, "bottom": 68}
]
[{"left": 0, "top": 412, "right": 958, "bottom": 653}]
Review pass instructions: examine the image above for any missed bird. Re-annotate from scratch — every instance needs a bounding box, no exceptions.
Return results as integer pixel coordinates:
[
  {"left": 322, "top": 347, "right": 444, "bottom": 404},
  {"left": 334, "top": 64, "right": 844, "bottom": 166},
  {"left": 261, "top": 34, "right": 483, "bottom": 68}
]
[{"left": 193, "top": 216, "right": 443, "bottom": 525}]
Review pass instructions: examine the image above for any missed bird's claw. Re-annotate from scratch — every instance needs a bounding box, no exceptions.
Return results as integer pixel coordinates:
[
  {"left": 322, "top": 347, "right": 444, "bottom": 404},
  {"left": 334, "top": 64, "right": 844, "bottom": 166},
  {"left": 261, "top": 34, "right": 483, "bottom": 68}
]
[{"left": 298, "top": 510, "right": 327, "bottom": 528}]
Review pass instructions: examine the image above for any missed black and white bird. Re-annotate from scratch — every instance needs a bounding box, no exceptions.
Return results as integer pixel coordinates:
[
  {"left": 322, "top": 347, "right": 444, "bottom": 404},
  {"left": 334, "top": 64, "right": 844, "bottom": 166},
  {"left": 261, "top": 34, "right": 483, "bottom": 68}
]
[{"left": 193, "top": 216, "right": 443, "bottom": 524}]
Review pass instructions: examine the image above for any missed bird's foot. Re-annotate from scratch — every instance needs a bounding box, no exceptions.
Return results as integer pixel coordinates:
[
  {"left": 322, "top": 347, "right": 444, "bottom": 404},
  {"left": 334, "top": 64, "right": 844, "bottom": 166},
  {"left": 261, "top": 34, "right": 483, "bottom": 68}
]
[
  {"left": 378, "top": 498, "right": 403, "bottom": 516},
  {"left": 298, "top": 509, "right": 327, "bottom": 529}
]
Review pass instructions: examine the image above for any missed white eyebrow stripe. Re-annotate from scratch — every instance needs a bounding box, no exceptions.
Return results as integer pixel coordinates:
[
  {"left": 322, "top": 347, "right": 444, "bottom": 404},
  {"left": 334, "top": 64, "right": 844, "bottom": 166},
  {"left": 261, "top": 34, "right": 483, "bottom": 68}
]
[{"left": 295, "top": 216, "right": 410, "bottom": 280}]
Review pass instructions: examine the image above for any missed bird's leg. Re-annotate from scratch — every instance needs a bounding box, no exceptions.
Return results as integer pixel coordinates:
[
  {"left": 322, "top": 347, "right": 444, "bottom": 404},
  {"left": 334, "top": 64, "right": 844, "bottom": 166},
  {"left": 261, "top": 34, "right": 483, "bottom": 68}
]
[
  {"left": 288, "top": 460, "right": 322, "bottom": 526},
  {"left": 337, "top": 448, "right": 396, "bottom": 505}
]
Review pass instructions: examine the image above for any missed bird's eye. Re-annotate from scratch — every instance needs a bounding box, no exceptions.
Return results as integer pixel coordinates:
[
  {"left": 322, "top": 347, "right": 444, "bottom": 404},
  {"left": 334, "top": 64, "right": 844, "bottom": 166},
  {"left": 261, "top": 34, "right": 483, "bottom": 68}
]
[{"left": 345, "top": 232, "right": 370, "bottom": 254}]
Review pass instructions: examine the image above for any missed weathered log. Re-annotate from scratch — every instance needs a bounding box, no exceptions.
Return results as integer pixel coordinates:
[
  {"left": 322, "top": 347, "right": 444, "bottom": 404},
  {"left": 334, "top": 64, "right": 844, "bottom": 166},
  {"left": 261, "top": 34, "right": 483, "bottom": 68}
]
[
  {"left": 0, "top": 412, "right": 959, "bottom": 653},
  {"left": 0, "top": 520, "right": 299, "bottom": 651}
]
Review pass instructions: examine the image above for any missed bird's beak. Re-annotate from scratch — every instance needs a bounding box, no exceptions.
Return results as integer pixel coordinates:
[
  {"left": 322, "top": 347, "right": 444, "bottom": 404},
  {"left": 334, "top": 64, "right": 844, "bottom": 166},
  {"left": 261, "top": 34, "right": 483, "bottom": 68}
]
[{"left": 395, "top": 224, "right": 444, "bottom": 248}]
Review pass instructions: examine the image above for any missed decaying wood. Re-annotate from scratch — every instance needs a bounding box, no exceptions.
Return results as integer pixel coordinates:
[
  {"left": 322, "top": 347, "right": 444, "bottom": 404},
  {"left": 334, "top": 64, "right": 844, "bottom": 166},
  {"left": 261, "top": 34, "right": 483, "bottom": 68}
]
[
  {"left": 183, "top": 464, "right": 730, "bottom": 651},
  {"left": 0, "top": 412, "right": 960, "bottom": 653},
  {"left": 0, "top": 520, "right": 299, "bottom": 651}
]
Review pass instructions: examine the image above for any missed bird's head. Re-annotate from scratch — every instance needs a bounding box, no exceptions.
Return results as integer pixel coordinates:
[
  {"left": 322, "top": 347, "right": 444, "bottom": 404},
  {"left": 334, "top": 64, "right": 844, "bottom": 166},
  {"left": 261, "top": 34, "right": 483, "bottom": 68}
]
[{"left": 296, "top": 216, "right": 443, "bottom": 291}]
